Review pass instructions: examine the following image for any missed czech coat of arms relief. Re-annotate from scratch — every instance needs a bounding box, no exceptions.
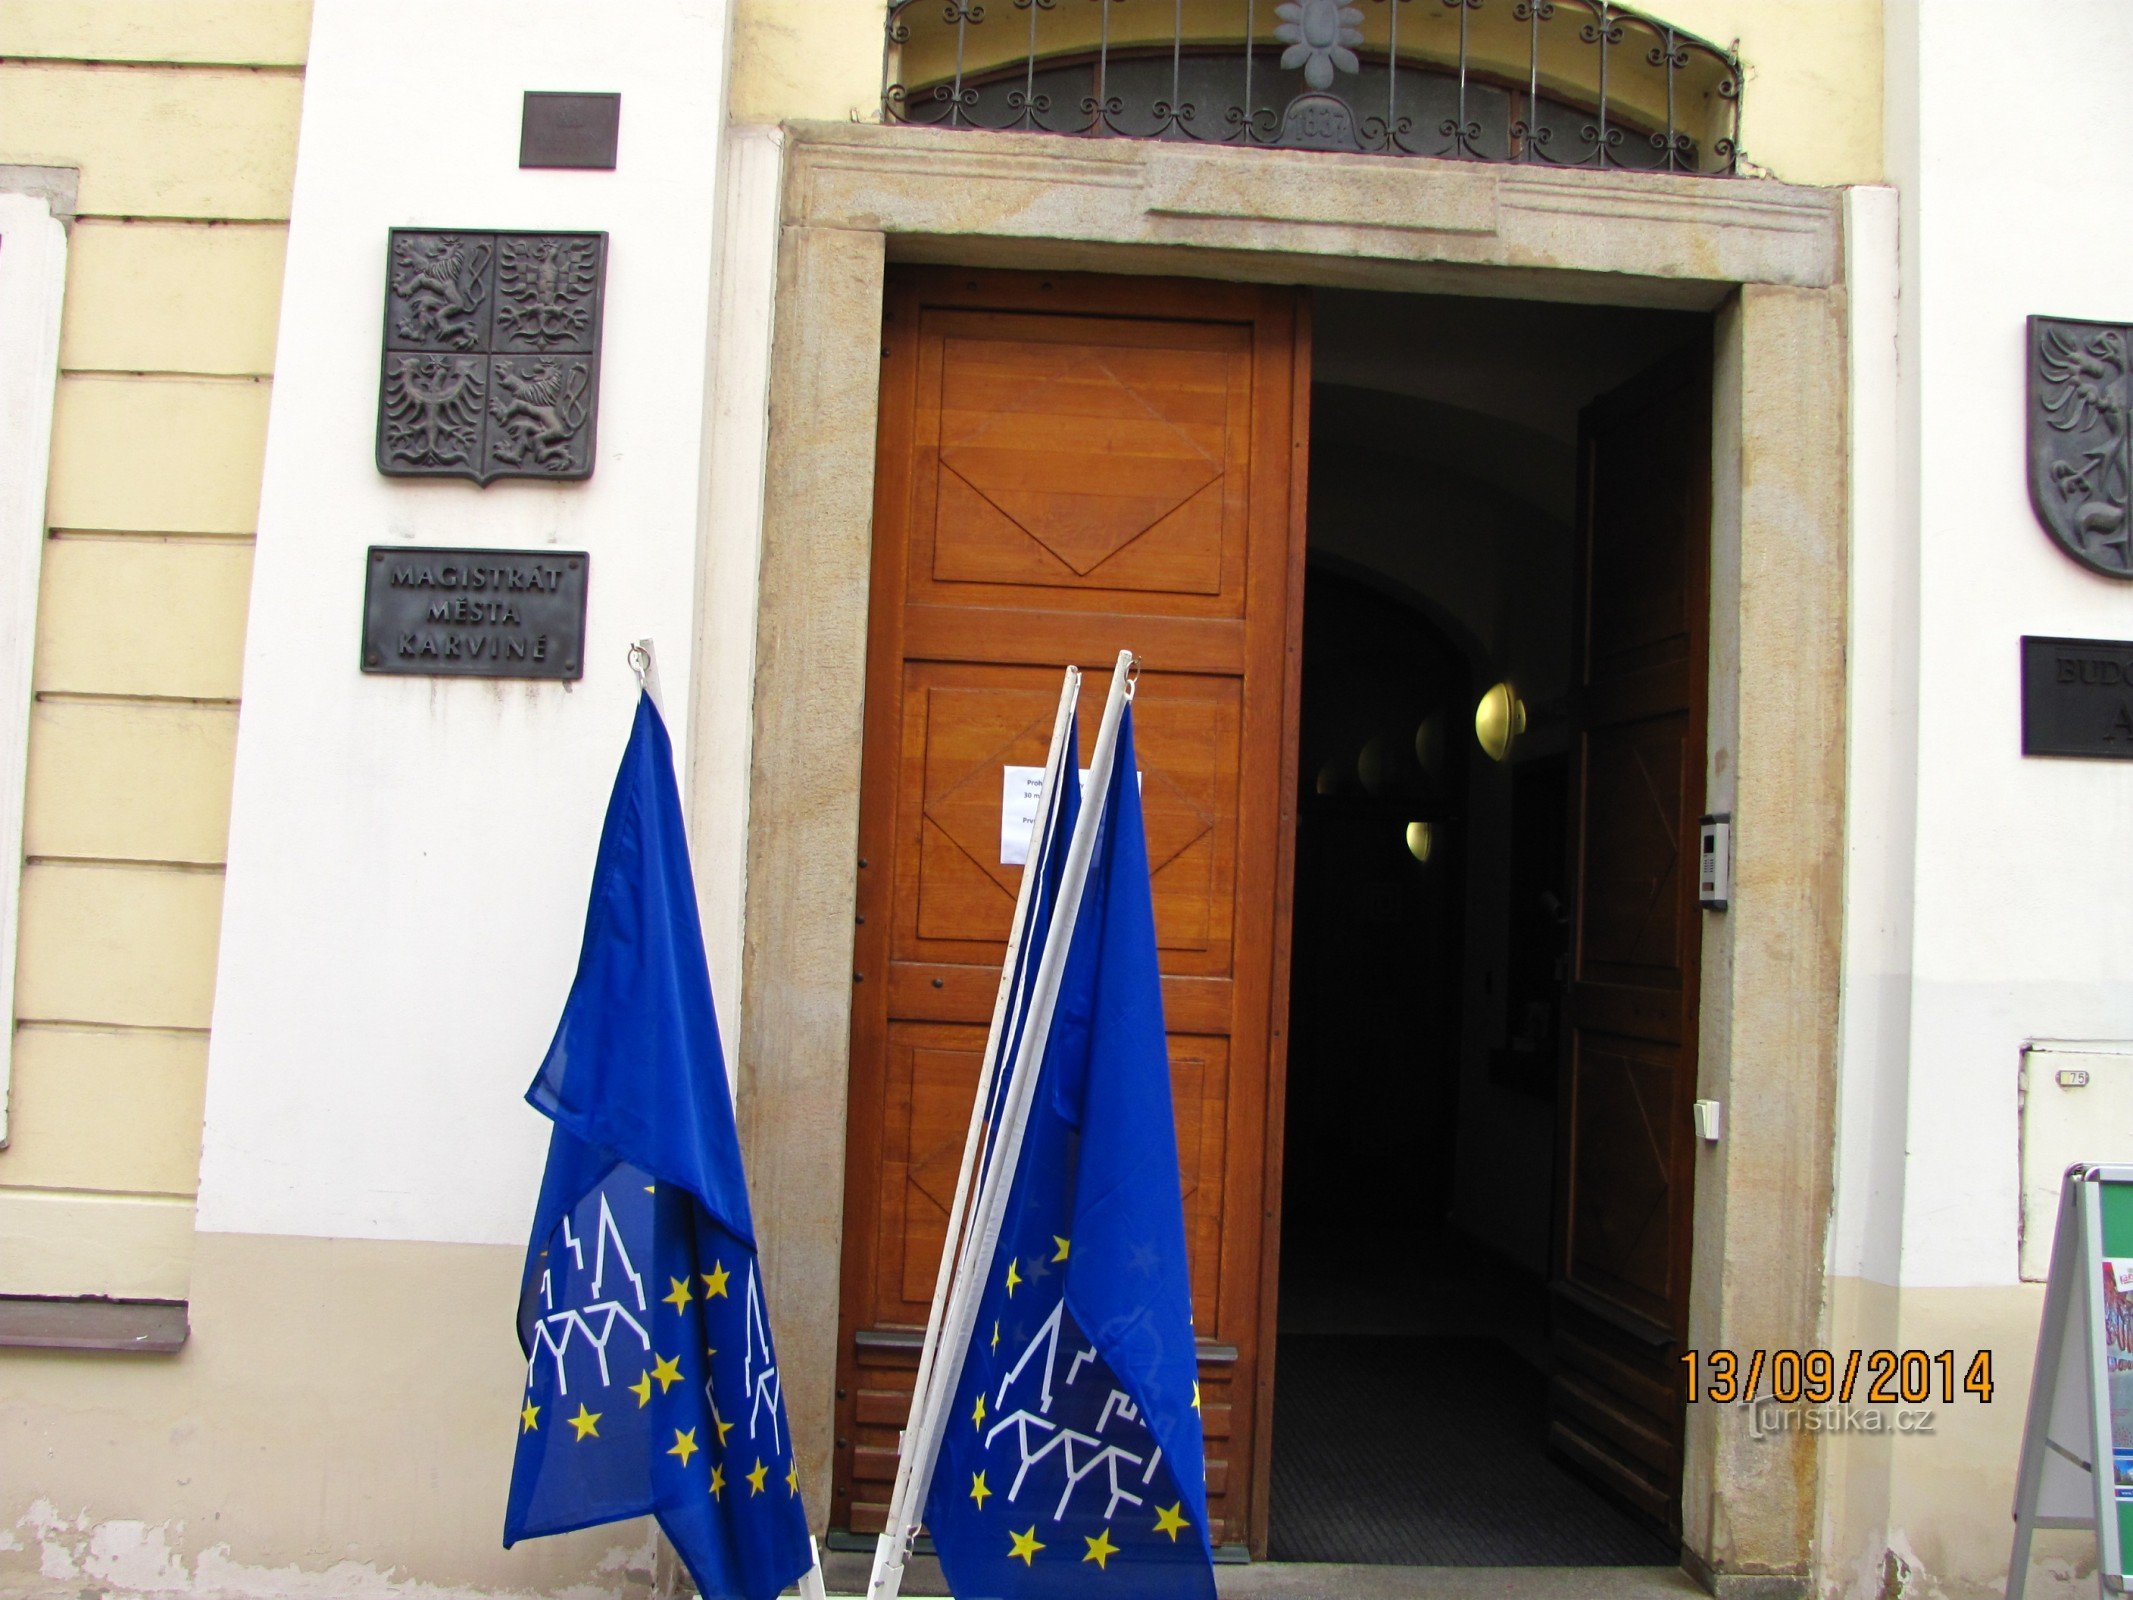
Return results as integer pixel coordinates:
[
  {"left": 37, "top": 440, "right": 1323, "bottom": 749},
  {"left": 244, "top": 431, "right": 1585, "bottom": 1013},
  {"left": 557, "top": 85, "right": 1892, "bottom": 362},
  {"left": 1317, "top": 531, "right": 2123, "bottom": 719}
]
[
  {"left": 2030, "top": 315, "right": 2133, "bottom": 577},
  {"left": 377, "top": 229, "right": 607, "bottom": 484}
]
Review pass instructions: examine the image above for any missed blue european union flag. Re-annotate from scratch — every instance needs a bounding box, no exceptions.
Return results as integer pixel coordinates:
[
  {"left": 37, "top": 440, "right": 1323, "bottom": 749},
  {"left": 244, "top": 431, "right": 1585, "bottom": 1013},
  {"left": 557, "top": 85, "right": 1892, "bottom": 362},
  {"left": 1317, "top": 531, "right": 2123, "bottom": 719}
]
[
  {"left": 505, "top": 693, "right": 814, "bottom": 1600},
  {"left": 924, "top": 704, "right": 1217, "bottom": 1600}
]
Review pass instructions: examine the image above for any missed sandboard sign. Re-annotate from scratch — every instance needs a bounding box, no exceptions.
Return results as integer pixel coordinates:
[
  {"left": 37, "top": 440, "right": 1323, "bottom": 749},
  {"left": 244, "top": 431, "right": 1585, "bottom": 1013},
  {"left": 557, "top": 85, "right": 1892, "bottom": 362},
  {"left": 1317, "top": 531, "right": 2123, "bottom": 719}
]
[{"left": 2010, "top": 1164, "right": 2133, "bottom": 1596}]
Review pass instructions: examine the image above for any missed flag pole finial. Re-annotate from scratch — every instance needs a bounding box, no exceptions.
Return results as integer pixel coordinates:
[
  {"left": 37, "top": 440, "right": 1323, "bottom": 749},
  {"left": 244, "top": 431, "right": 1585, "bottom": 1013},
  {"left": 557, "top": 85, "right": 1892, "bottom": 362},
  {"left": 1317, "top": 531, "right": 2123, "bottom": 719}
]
[{"left": 627, "top": 638, "right": 664, "bottom": 707}]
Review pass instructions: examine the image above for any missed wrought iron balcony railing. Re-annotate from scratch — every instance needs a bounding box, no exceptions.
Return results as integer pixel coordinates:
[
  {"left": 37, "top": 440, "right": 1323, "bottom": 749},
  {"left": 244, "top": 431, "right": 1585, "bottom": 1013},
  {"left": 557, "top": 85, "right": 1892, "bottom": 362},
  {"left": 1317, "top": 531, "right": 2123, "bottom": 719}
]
[{"left": 883, "top": 0, "right": 1740, "bottom": 175}]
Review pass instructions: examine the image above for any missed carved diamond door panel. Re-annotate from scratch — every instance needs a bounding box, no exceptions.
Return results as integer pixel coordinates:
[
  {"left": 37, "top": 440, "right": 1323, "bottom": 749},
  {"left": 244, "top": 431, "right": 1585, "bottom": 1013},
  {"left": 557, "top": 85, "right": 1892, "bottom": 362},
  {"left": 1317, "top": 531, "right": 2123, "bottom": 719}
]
[
  {"left": 1551, "top": 342, "right": 1710, "bottom": 1541},
  {"left": 914, "top": 319, "right": 1253, "bottom": 612},
  {"left": 1563, "top": 1036, "right": 1686, "bottom": 1331},
  {"left": 835, "top": 270, "right": 1305, "bottom": 1556},
  {"left": 862, "top": 1023, "right": 1231, "bottom": 1340},
  {"left": 898, "top": 671, "right": 1237, "bottom": 968}
]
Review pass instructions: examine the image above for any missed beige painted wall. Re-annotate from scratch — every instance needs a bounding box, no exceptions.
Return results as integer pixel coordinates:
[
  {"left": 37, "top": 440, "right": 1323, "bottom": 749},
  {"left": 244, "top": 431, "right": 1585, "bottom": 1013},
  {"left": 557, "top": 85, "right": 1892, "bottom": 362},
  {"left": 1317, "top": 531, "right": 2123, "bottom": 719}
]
[
  {"left": 0, "top": 1231, "right": 660, "bottom": 1598},
  {"left": 1821, "top": 1278, "right": 2095, "bottom": 1600},
  {"left": 727, "top": 0, "right": 1882, "bottom": 187},
  {"left": 0, "top": 0, "right": 306, "bottom": 1299}
]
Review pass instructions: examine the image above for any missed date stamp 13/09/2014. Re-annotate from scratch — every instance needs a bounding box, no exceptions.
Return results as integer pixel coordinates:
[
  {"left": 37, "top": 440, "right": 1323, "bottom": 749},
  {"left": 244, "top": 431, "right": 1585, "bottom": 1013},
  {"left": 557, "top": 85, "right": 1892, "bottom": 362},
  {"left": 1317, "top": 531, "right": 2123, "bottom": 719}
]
[{"left": 1680, "top": 1348, "right": 1995, "bottom": 1407}]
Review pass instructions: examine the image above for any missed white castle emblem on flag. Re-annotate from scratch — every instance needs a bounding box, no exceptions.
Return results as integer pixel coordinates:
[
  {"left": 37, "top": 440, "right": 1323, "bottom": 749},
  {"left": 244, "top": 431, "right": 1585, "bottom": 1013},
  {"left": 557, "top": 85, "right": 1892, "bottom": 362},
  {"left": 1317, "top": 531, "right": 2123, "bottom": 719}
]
[
  {"left": 985, "top": 1299, "right": 1165, "bottom": 1523},
  {"left": 530, "top": 1193, "right": 649, "bottom": 1393}
]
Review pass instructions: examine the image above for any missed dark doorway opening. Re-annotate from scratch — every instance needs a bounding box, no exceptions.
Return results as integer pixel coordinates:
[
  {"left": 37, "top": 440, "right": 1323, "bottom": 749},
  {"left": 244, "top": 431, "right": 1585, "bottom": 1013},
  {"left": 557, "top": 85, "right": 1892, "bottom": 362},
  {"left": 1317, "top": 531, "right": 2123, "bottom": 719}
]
[{"left": 1269, "top": 289, "right": 1707, "bottom": 1566}]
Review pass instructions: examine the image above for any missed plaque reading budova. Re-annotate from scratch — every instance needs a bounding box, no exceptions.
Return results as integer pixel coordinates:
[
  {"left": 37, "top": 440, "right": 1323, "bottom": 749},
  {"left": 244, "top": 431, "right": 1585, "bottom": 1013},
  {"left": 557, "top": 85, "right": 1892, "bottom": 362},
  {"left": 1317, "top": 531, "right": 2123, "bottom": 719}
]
[
  {"left": 2021, "top": 635, "right": 2133, "bottom": 758},
  {"left": 361, "top": 547, "right": 588, "bottom": 680}
]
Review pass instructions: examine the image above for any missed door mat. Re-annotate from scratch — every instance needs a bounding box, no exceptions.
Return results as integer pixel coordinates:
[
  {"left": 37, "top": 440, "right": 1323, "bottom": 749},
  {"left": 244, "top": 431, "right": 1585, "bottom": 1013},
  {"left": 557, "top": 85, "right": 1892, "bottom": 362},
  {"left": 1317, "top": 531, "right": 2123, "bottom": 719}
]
[{"left": 1267, "top": 1334, "right": 1673, "bottom": 1566}]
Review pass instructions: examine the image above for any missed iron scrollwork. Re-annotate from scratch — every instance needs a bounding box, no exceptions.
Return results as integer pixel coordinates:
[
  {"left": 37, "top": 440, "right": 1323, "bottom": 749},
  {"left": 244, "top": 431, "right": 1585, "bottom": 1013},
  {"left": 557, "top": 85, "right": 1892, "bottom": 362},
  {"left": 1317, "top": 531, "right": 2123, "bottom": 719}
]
[
  {"left": 881, "top": 0, "right": 1741, "bottom": 173},
  {"left": 377, "top": 229, "right": 608, "bottom": 486},
  {"left": 2031, "top": 316, "right": 2133, "bottom": 578}
]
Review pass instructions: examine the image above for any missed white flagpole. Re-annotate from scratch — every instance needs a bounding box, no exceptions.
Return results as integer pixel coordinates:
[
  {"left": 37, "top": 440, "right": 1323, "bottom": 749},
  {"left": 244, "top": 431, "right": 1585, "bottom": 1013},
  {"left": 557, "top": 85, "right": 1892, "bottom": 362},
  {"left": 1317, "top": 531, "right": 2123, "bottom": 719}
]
[
  {"left": 867, "top": 651, "right": 1136, "bottom": 1600},
  {"left": 797, "top": 1536, "right": 828, "bottom": 1600},
  {"left": 867, "top": 666, "right": 1082, "bottom": 1600}
]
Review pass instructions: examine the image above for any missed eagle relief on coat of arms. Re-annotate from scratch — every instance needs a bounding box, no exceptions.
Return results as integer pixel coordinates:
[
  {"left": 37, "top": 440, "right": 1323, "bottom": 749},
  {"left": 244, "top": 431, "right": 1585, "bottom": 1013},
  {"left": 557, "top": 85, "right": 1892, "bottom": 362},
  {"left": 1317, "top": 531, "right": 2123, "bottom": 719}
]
[
  {"left": 376, "top": 229, "right": 607, "bottom": 485},
  {"left": 2030, "top": 315, "right": 2133, "bottom": 578}
]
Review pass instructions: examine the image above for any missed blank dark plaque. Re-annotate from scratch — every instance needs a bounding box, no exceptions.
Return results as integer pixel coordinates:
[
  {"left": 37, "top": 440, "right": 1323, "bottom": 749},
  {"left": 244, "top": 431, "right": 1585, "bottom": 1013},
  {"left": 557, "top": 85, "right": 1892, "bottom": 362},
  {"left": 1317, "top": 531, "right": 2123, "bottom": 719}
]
[
  {"left": 520, "top": 92, "right": 621, "bottom": 169},
  {"left": 376, "top": 229, "right": 607, "bottom": 485},
  {"left": 2021, "top": 635, "right": 2133, "bottom": 757},
  {"left": 362, "top": 547, "right": 588, "bottom": 680}
]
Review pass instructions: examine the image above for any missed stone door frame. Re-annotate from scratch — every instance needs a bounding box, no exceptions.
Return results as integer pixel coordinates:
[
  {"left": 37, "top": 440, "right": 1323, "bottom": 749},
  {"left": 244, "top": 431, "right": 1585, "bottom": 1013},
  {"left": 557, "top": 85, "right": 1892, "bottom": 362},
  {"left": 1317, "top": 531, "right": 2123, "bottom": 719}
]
[{"left": 715, "top": 118, "right": 1857, "bottom": 1597}]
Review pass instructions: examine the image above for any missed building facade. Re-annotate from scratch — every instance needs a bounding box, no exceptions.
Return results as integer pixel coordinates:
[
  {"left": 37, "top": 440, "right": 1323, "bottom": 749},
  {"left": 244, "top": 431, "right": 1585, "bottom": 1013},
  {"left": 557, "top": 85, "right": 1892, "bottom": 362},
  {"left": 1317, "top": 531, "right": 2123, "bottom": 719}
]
[{"left": 0, "top": 2, "right": 2122, "bottom": 1597}]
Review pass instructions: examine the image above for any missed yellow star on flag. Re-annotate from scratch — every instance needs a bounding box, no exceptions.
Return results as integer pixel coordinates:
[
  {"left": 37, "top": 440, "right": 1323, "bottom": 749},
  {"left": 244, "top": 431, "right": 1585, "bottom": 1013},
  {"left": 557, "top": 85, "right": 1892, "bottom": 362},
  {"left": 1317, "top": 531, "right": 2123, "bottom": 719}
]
[
  {"left": 972, "top": 1392, "right": 987, "bottom": 1429},
  {"left": 970, "top": 1470, "right": 992, "bottom": 1509},
  {"left": 709, "top": 1463, "right": 726, "bottom": 1500},
  {"left": 1192, "top": 1381, "right": 1202, "bottom": 1412},
  {"left": 1007, "top": 1527, "right": 1045, "bottom": 1566},
  {"left": 519, "top": 1401, "right": 540, "bottom": 1434},
  {"left": 746, "top": 1458, "right": 770, "bottom": 1496},
  {"left": 1153, "top": 1503, "right": 1189, "bottom": 1542},
  {"left": 668, "top": 1428, "right": 699, "bottom": 1467},
  {"left": 786, "top": 1461, "right": 801, "bottom": 1497},
  {"left": 650, "top": 1354, "right": 684, "bottom": 1393},
  {"left": 629, "top": 1371, "right": 653, "bottom": 1408},
  {"left": 713, "top": 1409, "right": 735, "bottom": 1447},
  {"left": 1005, "top": 1260, "right": 1022, "bottom": 1297},
  {"left": 663, "top": 1276, "right": 693, "bottom": 1312},
  {"left": 702, "top": 1262, "right": 731, "bottom": 1298},
  {"left": 1052, "top": 1236, "right": 1071, "bottom": 1262},
  {"left": 991, "top": 1320, "right": 1000, "bottom": 1353},
  {"left": 1083, "top": 1528, "right": 1120, "bottom": 1570},
  {"left": 567, "top": 1403, "right": 601, "bottom": 1441}
]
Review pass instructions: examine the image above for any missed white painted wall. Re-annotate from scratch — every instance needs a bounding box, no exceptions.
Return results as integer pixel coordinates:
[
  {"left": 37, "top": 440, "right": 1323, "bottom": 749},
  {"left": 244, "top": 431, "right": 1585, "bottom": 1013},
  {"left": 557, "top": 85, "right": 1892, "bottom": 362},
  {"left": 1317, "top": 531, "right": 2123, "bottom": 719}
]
[
  {"left": 1828, "top": 181, "right": 1906, "bottom": 1288},
  {"left": 0, "top": 178, "right": 70, "bottom": 1152},
  {"left": 1848, "top": 0, "right": 2133, "bottom": 1293},
  {"left": 197, "top": 0, "right": 746, "bottom": 1246}
]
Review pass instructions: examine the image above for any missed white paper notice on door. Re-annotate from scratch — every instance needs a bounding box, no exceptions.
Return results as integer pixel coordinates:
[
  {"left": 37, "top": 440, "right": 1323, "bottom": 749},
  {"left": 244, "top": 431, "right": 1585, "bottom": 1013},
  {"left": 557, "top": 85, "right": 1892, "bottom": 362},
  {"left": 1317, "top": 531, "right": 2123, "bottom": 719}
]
[{"left": 999, "top": 765, "right": 1141, "bottom": 865}]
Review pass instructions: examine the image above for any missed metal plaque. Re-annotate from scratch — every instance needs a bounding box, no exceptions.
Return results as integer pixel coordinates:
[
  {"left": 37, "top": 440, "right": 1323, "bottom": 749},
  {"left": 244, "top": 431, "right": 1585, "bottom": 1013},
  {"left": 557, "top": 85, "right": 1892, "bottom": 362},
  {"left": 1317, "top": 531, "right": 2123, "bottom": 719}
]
[
  {"left": 376, "top": 229, "right": 606, "bottom": 485},
  {"left": 520, "top": 92, "right": 621, "bottom": 169},
  {"left": 361, "top": 546, "right": 587, "bottom": 680},
  {"left": 2021, "top": 635, "right": 2133, "bottom": 757},
  {"left": 2030, "top": 315, "right": 2133, "bottom": 578}
]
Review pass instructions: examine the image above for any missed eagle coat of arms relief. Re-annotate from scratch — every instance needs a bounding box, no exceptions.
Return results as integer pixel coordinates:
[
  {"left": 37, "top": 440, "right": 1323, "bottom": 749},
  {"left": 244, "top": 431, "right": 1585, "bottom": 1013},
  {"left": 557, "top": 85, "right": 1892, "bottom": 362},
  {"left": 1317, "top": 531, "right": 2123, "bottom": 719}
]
[
  {"left": 2030, "top": 314, "right": 2133, "bottom": 577},
  {"left": 377, "top": 229, "right": 607, "bottom": 485}
]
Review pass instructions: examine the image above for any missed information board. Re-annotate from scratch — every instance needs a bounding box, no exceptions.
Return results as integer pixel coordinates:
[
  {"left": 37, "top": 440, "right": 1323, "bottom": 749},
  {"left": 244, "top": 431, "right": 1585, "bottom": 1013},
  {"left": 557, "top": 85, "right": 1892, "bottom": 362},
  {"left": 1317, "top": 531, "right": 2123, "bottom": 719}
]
[{"left": 2010, "top": 1164, "right": 2133, "bottom": 1595}]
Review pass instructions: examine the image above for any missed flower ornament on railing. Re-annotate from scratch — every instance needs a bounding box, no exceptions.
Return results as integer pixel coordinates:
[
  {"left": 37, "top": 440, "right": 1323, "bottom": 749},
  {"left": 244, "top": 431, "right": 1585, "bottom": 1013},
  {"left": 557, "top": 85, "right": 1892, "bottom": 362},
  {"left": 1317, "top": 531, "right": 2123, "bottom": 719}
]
[
  {"left": 1275, "top": 0, "right": 1364, "bottom": 90},
  {"left": 880, "top": 0, "right": 1743, "bottom": 174}
]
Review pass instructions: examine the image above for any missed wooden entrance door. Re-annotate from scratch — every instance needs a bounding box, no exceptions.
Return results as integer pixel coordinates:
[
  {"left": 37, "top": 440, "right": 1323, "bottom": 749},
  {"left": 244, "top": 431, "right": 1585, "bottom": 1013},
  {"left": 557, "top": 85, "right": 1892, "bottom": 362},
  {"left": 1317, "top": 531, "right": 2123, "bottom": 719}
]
[
  {"left": 833, "top": 269, "right": 1307, "bottom": 1555},
  {"left": 1549, "top": 344, "right": 1711, "bottom": 1540}
]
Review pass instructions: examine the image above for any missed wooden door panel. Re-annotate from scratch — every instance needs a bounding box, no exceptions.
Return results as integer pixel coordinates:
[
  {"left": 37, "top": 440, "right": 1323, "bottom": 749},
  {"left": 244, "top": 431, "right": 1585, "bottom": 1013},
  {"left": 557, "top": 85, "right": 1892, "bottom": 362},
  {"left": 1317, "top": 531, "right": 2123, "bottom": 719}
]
[
  {"left": 867, "top": 1025, "right": 1232, "bottom": 1334},
  {"left": 1564, "top": 1035, "right": 1687, "bottom": 1330},
  {"left": 1577, "top": 714, "right": 1690, "bottom": 982},
  {"left": 905, "top": 679, "right": 1064, "bottom": 946},
  {"left": 1171, "top": 1034, "right": 1232, "bottom": 1325},
  {"left": 1551, "top": 340, "right": 1710, "bottom": 1544},
  {"left": 894, "top": 1032, "right": 989, "bottom": 1308},
  {"left": 931, "top": 469, "right": 1227, "bottom": 598},
  {"left": 895, "top": 666, "right": 1242, "bottom": 969},
  {"left": 910, "top": 316, "right": 1254, "bottom": 617},
  {"left": 835, "top": 269, "right": 1305, "bottom": 1555},
  {"left": 1586, "top": 446, "right": 1694, "bottom": 676}
]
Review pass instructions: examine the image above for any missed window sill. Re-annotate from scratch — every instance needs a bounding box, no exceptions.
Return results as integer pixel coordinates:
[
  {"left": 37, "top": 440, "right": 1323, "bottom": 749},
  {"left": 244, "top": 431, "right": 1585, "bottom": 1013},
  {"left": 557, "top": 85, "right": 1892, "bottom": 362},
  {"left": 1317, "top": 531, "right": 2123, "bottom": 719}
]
[{"left": 0, "top": 1294, "right": 189, "bottom": 1353}]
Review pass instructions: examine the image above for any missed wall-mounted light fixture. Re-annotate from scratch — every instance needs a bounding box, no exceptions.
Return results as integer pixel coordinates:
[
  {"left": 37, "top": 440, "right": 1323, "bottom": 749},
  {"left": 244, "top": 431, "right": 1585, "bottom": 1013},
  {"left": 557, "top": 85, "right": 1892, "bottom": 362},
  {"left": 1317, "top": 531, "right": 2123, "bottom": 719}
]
[
  {"left": 1405, "top": 821, "right": 1435, "bottom": 863},
  {"left": 1474, "top": 680, "right": 1527, "bottom": 763}
]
